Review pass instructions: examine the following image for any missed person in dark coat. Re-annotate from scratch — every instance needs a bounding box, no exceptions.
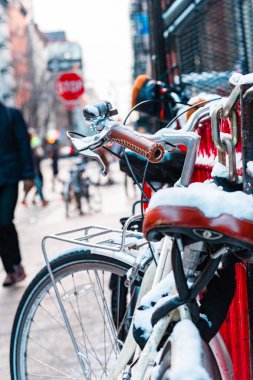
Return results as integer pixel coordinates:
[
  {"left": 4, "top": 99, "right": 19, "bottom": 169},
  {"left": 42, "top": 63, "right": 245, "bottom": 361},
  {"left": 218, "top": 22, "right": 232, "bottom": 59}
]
[{"left": 0, "top": 102, "right": 34, "bottom": 286}]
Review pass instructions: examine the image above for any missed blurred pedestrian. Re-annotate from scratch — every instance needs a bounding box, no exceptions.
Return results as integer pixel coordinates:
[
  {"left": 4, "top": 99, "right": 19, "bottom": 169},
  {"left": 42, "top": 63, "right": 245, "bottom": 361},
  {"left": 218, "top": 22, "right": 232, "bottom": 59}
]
[
  {"left": 49, "top": 141, "right": 59, "bottom": 191},
  {"left": 0, "top": 101, "right": 34, "bottom": 287},
  {"left": 21, "top": 133, "right": 48, "bottom": 207},
  {"left": 46, "top": 130, "right": 60, "bottom": 191}
]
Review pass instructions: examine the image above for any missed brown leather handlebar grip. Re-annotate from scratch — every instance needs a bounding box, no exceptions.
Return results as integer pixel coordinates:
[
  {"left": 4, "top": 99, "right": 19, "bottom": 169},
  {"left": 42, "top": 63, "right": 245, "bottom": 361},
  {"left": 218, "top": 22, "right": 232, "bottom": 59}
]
[{"left": 109, "top": 124, "right": 165, "bottom": 163}]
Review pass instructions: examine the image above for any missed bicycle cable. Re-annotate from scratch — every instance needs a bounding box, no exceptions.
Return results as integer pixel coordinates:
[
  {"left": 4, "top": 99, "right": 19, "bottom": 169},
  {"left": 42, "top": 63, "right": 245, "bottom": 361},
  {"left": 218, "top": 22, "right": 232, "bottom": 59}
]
[
  {"left": 103, "top": 145, "right": 159, "bottom": 265},
  {"left": 119, "top": 97, "right": 222, "bottom": 210},
  {"left": 141, "top": 160, "right": 158, "bottom": 266},
  {"left": 105, "top": 97, "right": 221, "bottom": 266},
  {"left": 122, "top": 149, "right": 149, "bottom": 202},
  {"left": 165, "top": 97, "right": 222, "bottom": 128},
  {"left": 120, "top": 98, "right": 186, "bottom": 201},
  {"left": 123, "top": 99, "right": 189, "bottom": 125},
  {"left": 104, "top": 96, "right": 222, "bottom": 200},
  {"left": 141, "top": 159, "right": 150, "bottom": 217},
  {"left": 102, "top": 146, "right": 157, "bottom": 192}
]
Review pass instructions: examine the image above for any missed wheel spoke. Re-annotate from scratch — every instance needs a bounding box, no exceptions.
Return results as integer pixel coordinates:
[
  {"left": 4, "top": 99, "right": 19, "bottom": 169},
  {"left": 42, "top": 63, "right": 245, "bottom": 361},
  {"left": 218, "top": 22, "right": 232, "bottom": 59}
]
[
  {"left": 58, "top": 275, "right": 104, "bottom": 375},
  {"left": 27, "top": 355, "right": 82, "bottom": 379},
  {"left": 11, "top": 253, "right": 137, "bottom": 379}
]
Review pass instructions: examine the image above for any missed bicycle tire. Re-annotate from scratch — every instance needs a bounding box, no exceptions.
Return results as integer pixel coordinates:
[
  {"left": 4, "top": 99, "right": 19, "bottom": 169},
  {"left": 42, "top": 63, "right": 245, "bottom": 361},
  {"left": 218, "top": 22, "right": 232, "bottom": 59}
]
[
  {"left": 156, "top": 320, "right": 222, "bottom": 380},
  {"left": 10, "top": 250, "right": 138, "bottom": 380},
  {"left": 85, "top": 160, "right": 102, "bottom": 187},
  {"left": 62, "top": 181, "right": 72, "bottom": 218},
  {"left": 124, "top": 173, "right": 137, "bottom": 200},
  {"left": 75, "top": 191, "right": 83, "bottom": 215},
  {"left": 86, "top": 182, "right": 102, "bottom": 213}
]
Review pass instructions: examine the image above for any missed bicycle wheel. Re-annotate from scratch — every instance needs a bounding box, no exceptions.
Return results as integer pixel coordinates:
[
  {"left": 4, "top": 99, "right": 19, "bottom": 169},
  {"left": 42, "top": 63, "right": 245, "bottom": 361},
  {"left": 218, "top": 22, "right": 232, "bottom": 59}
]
[
  {"left": 124, "top": 174, "right": 137, "bottom": 200},
  {"left": 62, "top": 181, "right": 72, "bottom": 218},
  {"left": 156, "top": 320, "right": 222, "bottom": 380},
  {"left": 85, "top": 160, "right": 102, "bottom": 186},
  {"left": 10, "top": 250, "right": 139, "bottom": 380},
  {"left": 75, "top": 191, "right": 83, "bottom": 215},
  {"left": 86, "top": 182, "right": 102, "bottom": 213}
]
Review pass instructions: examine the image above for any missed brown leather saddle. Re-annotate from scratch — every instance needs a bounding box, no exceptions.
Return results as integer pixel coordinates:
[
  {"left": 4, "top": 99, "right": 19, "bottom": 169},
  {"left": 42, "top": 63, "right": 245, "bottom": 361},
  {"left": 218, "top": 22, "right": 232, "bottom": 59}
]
[{"left": 143, "top": 183, "right": 253, "bottom": 261}]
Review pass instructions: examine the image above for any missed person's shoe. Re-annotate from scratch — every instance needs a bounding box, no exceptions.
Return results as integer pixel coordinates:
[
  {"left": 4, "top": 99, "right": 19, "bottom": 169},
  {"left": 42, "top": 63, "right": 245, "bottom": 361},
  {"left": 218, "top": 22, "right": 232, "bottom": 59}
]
[
  {"left": 105, "top": 178, "right": 115, "bottom": 186},
  {"left": 2, "top": 265, "right": 26, "bottom": 287},
  {"left": 42, "top": 199, "right": 49, "bottom": 207},
  {"left": 21, "top": 199, "right": 27, "bottom": 206}
]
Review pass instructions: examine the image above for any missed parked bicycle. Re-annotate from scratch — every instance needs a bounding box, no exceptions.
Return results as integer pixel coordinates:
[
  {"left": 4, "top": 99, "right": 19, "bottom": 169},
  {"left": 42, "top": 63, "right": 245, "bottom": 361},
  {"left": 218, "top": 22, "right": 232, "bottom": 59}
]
[
  {"left": 62, "top": 157, "right": 102, "bottom": 217},
  {"left": 10, "top": 73, "right": 252, "bottom": 380}
]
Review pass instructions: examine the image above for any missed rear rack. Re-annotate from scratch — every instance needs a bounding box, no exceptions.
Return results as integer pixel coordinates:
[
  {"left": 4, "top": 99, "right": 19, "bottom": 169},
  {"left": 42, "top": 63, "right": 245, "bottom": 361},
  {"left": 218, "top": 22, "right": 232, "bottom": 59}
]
[{"left": 42, "top": 224, "right": 146, "bottom": 253}]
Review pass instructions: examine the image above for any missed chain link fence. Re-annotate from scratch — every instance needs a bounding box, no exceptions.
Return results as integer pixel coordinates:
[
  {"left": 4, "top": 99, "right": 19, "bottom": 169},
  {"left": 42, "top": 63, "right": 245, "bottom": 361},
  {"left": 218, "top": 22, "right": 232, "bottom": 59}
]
[{"left": 161, "top": 0, "right": 253, "bottom": 96}]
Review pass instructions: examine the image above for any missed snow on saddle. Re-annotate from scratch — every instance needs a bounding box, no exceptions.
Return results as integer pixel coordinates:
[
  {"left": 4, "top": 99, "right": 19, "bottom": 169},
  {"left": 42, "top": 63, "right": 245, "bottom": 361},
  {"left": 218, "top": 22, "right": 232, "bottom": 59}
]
[{"left": 143, "top": 182, "right": 253, "bottom": 261}]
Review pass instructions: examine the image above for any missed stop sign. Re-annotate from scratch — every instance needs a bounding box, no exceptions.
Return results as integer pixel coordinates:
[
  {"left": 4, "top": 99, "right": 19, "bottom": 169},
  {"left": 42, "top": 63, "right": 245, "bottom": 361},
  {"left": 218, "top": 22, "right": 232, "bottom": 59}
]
[{"left": 54, "top": 72, "right": 84, "bottom": 102}]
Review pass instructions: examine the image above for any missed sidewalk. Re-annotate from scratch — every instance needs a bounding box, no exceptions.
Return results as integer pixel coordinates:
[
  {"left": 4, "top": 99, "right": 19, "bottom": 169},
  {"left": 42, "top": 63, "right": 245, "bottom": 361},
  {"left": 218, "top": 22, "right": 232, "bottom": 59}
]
[{"left": 0, "top": 158, "right": 133, "bottom": 379}]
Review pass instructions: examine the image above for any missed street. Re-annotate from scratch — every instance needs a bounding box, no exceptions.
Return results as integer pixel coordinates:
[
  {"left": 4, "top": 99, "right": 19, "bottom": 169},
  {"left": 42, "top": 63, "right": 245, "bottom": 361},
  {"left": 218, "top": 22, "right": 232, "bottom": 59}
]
[{"left": 0, "top": 158, "right": 133, "bottom": 380}]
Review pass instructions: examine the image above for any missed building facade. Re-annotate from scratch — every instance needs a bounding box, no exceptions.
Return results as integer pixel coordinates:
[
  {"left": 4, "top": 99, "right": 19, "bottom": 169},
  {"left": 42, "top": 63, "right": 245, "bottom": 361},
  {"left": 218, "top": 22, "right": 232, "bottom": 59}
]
[
  {"left": 43, "top": 31, "right": 85, "bottom": 137},
  {"left": 0, "top": 0, "right": 15, "bottom": 104},
  {"left": 8, "top": 0, "right": 33, "bottom": 110},
  {"left": 150, "top": 0, "right": 253, "bottom": 96},
  {"left": 130, "top": 0, "right": 151, "bottom": 80}
]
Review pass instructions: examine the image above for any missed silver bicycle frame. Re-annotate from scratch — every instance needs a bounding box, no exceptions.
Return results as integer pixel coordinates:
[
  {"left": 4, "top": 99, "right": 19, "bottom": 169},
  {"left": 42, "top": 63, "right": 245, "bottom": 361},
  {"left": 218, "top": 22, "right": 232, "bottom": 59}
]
[
  {"left": 42, "top": 93, "right": 240, "bottom": 378},
  {"left": 150, "top": 129, "right": 200, "bottom": 187}
]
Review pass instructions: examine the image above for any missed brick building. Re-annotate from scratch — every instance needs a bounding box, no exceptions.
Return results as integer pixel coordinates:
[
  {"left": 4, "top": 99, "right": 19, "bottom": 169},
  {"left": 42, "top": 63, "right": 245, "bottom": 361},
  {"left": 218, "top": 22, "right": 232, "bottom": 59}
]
[{"left": 7, "top": 0, "right": 32, "bottom": 109}]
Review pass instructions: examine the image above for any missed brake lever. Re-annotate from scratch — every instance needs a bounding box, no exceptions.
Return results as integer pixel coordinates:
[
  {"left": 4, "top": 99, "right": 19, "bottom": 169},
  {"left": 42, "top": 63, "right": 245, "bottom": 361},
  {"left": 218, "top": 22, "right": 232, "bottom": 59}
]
[
  {"left": 79, "top": 148, "right": 107, "bottom": 175},
  {"left": 67, "top": 130, "right": 110, "bottom": 175},
  {"left": 68, "top": 125, "right": 111, "bottom": 151}
]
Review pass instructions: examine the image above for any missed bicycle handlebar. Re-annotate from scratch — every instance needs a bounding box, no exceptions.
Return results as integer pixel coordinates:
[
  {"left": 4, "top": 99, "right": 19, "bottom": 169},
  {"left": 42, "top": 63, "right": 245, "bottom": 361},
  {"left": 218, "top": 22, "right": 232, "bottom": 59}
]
[
  {"left": 68, "top": 101, "right": 202, "bottom": 185},
  {"left": 108, "top": 123, "right": 165, "bottom": 163},
  {"left": 68, "top": 73, "right": 253, "bottom": 183}
]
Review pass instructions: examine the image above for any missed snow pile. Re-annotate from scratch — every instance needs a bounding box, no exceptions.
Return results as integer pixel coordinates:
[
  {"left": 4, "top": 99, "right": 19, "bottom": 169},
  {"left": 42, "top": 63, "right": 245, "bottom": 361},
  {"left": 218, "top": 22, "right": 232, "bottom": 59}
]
[
  {"left": 134, "top": 271, "right": 175, "bottom": 340},
  {"left": 168, "top": 320, "right": 211, "bottom": 380},
  {"left": 211, "top": 162, "right": 242, "bottom": 183},
  {"left": 135, "top": 240, "right": 161, "bottom": 264},
  {"left": 113, "top": 235, "right": 145, "bottom": 247},
  {"left": 147, "top": 182, "right": 253, "bottom": 221},
  {"left": 211, "top": 162, "right": 230, "bottom": 179},
  {"left": 126, "top": 240, "right": 162, "bottom": 281},
  {"left": 239, "top": 73, "right": 253, "bottom": 84},
  {"left": 247, "top": 161, "right": 253, "bottom": 177}
]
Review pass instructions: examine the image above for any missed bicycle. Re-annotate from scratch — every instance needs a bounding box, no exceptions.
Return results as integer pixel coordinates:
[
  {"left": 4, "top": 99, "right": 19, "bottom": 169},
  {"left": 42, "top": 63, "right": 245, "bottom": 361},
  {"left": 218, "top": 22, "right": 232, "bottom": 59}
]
[
  {"left": 10, "top": 75, "right": 251, "bottom": 379},
  {"left": 62, "top": 157, "right": 102, "bottom": 217}
]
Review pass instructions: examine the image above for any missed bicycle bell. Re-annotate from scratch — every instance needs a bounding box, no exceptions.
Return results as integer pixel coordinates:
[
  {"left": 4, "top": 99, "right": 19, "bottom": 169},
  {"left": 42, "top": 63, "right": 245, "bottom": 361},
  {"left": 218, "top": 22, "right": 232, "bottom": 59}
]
[{"left": 83, "top": 101, "right": 118, "bottom": 124}]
